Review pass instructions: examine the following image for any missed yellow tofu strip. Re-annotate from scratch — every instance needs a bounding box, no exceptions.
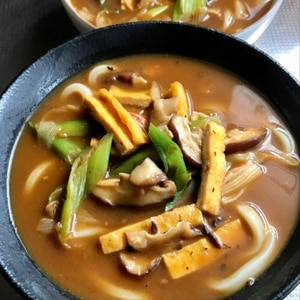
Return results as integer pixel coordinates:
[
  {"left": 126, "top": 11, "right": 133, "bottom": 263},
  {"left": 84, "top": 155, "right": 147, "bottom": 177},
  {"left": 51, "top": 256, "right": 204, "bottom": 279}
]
[
  {"left": 100, "top": 204, "right": 203, "bottom": 254},
  {"left": 162, "top": 219, "right": 247, "bottom": 279},
  {"left": 170, "top": 81, "right": 190, "bottom": 118},
  {"left": 109, "top": 85, "right": 153, "bottom": 108},
  {"left": 85, "top": 88, "right": 148, "bottom": 155},
  {"left": 196, "top": 121, "right": 226, "bottom": 216}
]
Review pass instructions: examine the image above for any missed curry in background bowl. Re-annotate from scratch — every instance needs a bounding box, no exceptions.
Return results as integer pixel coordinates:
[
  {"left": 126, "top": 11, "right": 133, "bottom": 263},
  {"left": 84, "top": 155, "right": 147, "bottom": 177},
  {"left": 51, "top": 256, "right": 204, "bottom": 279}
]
[
  {"left": 61, "top": 0, "right": 283, "bottom": 42},
  {"left": 0, "top": 22, "right": 299, "bottom": 300}
]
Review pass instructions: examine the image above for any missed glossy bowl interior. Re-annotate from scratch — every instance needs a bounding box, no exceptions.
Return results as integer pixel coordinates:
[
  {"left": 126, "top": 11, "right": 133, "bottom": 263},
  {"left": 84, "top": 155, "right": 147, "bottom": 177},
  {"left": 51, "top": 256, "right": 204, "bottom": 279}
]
[
  {"left": 0, "top": 22, "right": 299, "bottom": 300},
  {"left": 61, "top": 0, "right": 283, "bottom": 43}
]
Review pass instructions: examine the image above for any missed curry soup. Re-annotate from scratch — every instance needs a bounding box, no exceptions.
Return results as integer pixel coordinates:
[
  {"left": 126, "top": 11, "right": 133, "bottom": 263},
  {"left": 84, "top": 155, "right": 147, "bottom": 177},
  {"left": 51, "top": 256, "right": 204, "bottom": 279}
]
[{"left": 10, "top": 54, "right": 299, "bottom": 300}]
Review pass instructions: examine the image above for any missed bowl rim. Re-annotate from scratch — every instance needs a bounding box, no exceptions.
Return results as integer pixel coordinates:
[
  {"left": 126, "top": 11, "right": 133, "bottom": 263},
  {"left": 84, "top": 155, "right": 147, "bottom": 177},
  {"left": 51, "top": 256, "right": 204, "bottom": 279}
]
[
  {"left": 0, "top": 21, "right": 299, "bottom": 300},
  {"left": 61, "top": 0, "right": 97, "bottom": 31},
  {"left": 235, "top": 0, "right": 283, "bottom": 37},
  {"left": 61, "top": 0, "right": 284, "bottom": 39}
]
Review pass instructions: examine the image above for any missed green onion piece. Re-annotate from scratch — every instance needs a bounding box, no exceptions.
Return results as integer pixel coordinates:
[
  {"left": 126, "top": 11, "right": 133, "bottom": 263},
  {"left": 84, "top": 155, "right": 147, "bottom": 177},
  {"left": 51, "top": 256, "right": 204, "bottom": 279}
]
[
  {"left": 28, "top": 121, "right": 84, "bottom": 164},
  {"left": 58, "top": 155, "right": 88, "bottom": 245},
  {"left": 148, "top": 123, "right": 191, "bottom": 210},
  {"left": 190, "top": 115, "right": 221, "bottom": 130},
  {"left": 110, "top": 145, "right": 160, "bottom": 177},
  {"left": 51, "top": 137, "right": 83, "bottom": 164},
  {"left": 58, "top": 133, "right": 113, "bottom": 245},
  {"left": 173, "top": 0, "right": 206, "bottom": 21},
  {"left": 36, "top": 121, "right": 59, "bottom": 147},
  {"left": 144, "top": 5, "right": 169, "bottom": 18},
  {"left": 85, "top": 133, "right": 113, "bottom": 193},
  {"left": 56, "top": 120, "right": 91, "bottom": 138}
]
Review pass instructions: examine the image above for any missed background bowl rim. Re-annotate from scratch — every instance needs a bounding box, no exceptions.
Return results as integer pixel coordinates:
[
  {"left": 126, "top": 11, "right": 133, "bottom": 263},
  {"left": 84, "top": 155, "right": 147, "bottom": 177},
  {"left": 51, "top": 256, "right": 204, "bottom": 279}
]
[{"left": 60, "top": 0, "right": 283, "bottom": 40}]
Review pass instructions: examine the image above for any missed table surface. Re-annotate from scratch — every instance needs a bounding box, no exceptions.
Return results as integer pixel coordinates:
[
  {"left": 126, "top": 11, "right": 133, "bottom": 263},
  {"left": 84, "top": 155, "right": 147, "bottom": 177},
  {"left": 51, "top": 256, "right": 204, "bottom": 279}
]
[{"left": 0, "top": 0, "right": 299, "bottom": 299}]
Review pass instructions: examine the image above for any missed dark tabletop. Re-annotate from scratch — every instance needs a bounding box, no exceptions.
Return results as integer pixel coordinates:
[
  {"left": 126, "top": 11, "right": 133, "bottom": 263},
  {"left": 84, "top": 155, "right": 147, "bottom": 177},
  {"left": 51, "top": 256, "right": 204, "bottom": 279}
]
[
  {"left": 0, "top": 1, "right": 77, "bottom": 297},
  {"left": 0, "top": 0, "right": 299, "bottom": 299},
  {"left": 0, "top": 1, "right": 78, "bottom": 95}
]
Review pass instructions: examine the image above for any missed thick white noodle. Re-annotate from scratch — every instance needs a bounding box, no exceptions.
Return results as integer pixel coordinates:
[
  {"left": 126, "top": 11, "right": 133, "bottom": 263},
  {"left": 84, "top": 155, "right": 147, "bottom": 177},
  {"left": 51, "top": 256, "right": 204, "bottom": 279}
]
[
  {"left": 222, "top": 161, "right": 263, "bottom": 203},
  {"left": 257, "top": 150, "right": 300, "bottom": 167},
  {"left": 24, "top": 161, "right": 54, "bottom": 195},
  {"left": 37, "top": 121, "right": 59, "bottom": 146},
  {"left": 73, "top": 226, "right": 106, "bottom": 238},
  {"left": 237, "top": 203, "right": 272, "bottom": 256},
  {"left": 88, "top": 64, "right": 116, "bottom": 85},
  {"left": 91, "top": 275, "right": 149, "bottom": 300},
  {"left": 269, "top": 123, "right": 296, "bottom": 154},
  {"left": 210, "top": 203, "right": 277, "bottom": 294},
  {"left": 61, "top": 83, "right": 92, "bottom": 99}
]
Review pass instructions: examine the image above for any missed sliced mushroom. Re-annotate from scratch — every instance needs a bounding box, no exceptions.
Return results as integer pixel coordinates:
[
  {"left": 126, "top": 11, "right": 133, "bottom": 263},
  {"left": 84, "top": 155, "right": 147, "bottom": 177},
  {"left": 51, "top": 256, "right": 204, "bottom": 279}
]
[
  {"left": 125, "top": 221, "right": 203, "bottom": 251},
  {"left": 129, "top": 157, "right": 168, "bottom": 186},
  {"left": 111, "top": 70, "right": 147, "bottom": 86},
  {"left": 168, "top": 114, "right": 202, "bottom": 167},
  {"left": 36, "top": 218, "right": 55, "bottom": 234},
  {"left": 120, "top": 252, "right": 161, "bottom": 276},
  {"left": 150, "top": 82, "right": 179, "bottom": 126},
  {"left": 225, "top": 127, "right": 267, "bottom": 154},
  {"left": 202, "top": 221, "right": 227, "bottom": 249},
  {"left": 92, "top": 173, "right": 176, "bottom": 206},
  {"left": 150, "top": 97, "right": 179, "bottom": 126}
]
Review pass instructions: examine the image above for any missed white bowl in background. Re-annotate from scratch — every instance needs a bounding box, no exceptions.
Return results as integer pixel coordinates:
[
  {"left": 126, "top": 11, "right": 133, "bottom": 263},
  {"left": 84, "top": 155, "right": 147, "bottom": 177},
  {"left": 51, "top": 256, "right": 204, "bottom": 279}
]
[
  {"left": 61, "top": 0, "right": 283, "bottom": 43},
  {"left": 234, "top": 0, "right": 283, "bottom": 43}
]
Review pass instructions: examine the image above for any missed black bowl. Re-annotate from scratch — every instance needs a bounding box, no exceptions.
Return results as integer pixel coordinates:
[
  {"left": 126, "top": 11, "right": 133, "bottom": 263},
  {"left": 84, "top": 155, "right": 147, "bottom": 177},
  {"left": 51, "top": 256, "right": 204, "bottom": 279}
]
[{"left": 0, "top": 22, "right": 299, "bottom": 300}]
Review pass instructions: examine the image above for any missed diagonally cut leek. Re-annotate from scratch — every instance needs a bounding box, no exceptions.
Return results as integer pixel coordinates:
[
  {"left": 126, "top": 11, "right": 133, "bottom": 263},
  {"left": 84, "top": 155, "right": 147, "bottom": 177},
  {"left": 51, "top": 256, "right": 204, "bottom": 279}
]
[
  {"left": 51, "top": 138, "right": 83, "bottom": 164},
  {"left": 173, "top": 0, "right": 206, "bottom": 21},
  {"left": 58, "top": 133, "right": 113, "bottom": 246},
  {"left": 59, "top": 155, "right": 88, "bottom": 246},
  {"left": 85, "top": 133, "right": 113, "bottom": 193},
  {"left": 148, "top": 123, "right": 192, "bottom": 210},
  {"left": 56, "top": 120, "right": 91, "bottom": 137},
  {"left": 28, "top": 121, "right": 85, "bottom": 164}
]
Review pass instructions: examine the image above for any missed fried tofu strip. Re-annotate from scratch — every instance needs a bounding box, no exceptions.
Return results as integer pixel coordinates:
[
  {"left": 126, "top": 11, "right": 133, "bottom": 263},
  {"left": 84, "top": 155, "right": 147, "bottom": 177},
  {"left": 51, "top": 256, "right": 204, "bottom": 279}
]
[
  {"left": 109, "top": 85, "right": 153, "bottom": 108},
  {"left": 170, "top": 81, "right": 190, "bottom": 118},
  {"left": 100, "top": 204, "right": 204, "bottom": 254},
  {"left": 162, "top": 219, "right": 248, "bottom": 279},
  {"left": 85, "top": 88, "right": 148, "bottom": 155},
  {"left": 196, "top": 121, "right": 226, "bottom": 216}
]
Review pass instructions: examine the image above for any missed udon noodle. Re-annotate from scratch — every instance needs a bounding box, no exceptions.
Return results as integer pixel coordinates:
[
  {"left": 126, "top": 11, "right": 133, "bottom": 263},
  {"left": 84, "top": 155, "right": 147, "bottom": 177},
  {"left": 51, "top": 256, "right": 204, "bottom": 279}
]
[{"left": 10, "top": 54, "right": 299, "bottom": 300}]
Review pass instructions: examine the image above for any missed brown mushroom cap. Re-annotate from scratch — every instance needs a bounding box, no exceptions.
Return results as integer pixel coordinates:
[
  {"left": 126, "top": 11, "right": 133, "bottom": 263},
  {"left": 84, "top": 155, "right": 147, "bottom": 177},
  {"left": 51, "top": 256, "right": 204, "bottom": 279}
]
[
  {"left": 120, "top": 252, "right": 162, "bottom": 276},
  {"left": 225, "top": 127, "right": 267, "bottom": 154},
  {"left": 168, "top": 114, "right": 202, "bottom": 167}
]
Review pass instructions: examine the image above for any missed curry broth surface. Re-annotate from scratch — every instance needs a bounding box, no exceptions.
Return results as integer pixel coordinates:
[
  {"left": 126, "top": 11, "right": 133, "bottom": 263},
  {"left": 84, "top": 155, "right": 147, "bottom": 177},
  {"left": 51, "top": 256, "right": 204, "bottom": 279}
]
[{"left": 10, "top": 55, "right": 299, "bottom": 300}]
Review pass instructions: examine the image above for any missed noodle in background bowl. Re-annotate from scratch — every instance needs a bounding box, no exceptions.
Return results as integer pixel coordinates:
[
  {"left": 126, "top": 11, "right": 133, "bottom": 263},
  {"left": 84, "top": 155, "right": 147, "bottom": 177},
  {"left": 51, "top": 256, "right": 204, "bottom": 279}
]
[
  {"left": 0, "top": 22, "right": 299, "bottom": 299},
  {"left": 61, "top": 0, "right": 283, "bottom": 43}
]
